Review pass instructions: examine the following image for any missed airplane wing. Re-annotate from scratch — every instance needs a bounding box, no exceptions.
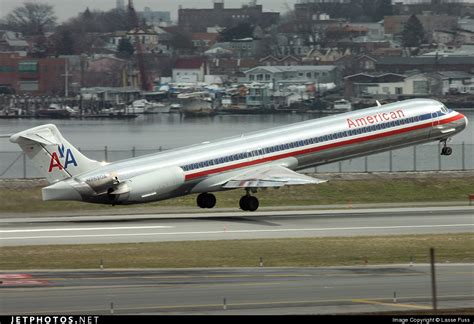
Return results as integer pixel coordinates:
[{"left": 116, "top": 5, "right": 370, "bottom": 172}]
[{"left": 222, "top": 165, "right": 327, "bottom": 189}]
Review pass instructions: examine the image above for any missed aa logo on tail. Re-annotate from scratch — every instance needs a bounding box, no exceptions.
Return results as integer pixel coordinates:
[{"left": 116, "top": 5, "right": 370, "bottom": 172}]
[{"left": 48, "top": 145, "right": 78, "bottom": 172}]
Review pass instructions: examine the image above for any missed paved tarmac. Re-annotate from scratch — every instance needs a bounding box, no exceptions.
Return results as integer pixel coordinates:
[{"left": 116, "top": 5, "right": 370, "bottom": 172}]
[
  {"left": 0, "top": 264, "right": 472, "bottom": 315},
  {"left": 0, "top": 206, "right": 473, "bottom": 246}
]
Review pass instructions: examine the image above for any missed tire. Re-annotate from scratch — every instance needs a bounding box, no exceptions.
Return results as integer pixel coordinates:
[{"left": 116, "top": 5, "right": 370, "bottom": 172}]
[
  {"left": 247, "top": 196, "right": 259, "bottom": 212},
  {"left": 239, "top": 196, "right": 249, "bottom": 211},
  {"left": 204, "top": 193, "right": 216, "bottom": 208},
  {"left": 197, "top": 193, "right": 216, "bottom": 208}
]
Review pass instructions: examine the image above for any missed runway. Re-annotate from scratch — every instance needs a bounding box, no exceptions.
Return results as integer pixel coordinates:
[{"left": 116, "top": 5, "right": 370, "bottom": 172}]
[
  {"left": 0, "top": 206, "right": 473, "bottom": 246},
  {"left": 1, "top": 265, "right": 473, "bottom": 314}
]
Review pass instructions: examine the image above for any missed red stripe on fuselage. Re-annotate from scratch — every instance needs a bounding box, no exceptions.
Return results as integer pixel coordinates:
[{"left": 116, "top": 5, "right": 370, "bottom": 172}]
[{"left": 185, "top": 113, "right": 464, "bottom": 181}]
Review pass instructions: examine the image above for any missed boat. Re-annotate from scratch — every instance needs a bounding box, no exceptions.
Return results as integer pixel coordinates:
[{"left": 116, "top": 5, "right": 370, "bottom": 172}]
[
  {"left": 127, "top": 99, "right": 170, "bottom": 114},
  {"left": 178, "top": 92, "right": 217, "bottom": 118},
  {"left": 332, "top": 99, "right": 352, "bottom": 112},
  {"left": 36, "top": 104, "right": 77, "bottom": 119}
]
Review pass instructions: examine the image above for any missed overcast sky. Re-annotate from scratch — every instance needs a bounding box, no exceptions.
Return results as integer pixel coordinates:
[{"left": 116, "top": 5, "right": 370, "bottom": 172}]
[{"left": 0, "top": 0, "right": 295, "bottom": 22}]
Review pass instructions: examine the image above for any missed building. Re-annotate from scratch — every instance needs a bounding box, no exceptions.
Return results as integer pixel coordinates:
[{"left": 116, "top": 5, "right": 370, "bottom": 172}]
[
  {"left": 178, "top": 1, "right": 280, "bottom": 32},
  {"left": 210, "top": 38, "right": 264, "bottom": 58},
  {"left": 344, "top": 72, "right": 407, "bottom": 98},
  {"left": 376, "top": 56, "right": 474, "bottom": 73},
  {"left": 172, "top": 58, "right": 207, "bottom": 83},
  {"left": 83, "top": 57, "right": 130, "bottom": 88},
  {"left": 139, "top": 7, "right": 172, "bottom": 26},
  {"left": 294, "top": 0, "right": 354, "bottom": 21},
  {"left": 0, "top": 31, "right": 29, "bottom": 57},
  {"left": 191, "top": 33, "right": 220, "bottom": 52},
  {"left": 0, "top": 53, "right": 66, "bottom": 95},
  {"left": 431, "top": 71, "right": 474, "bottom": 94},
  {"left": 304, "top": 48, "right": 351, "bottom": 64},
  {"left": 344, "top": 70, "right": 474, "bottom": 97},
  {"left": 208, "top": 58, "right": 258, "bottom": 81},
  {"left": 392, "top": 0, "right": 474, "bottom": 16},
  {"left": 244, "top": 65, "right": 338, "bottom": 85},
  {"left": 384, "top": 14, "right": 458, "bottom": 42},
  {"left": 259, "top": 55, "right": 301, "bottom": 66},
  {"left": 344, "top": 72, "right": 436, "bottom": 98},
  {"left": 126, "top": 27, "right": 160, "bottom": 53},
  {"left": 274, "top": 34, "right": 310, "bottom": 57}
]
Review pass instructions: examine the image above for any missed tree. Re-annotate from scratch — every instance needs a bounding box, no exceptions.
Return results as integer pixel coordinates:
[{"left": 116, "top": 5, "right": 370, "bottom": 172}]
[
  {"left": 169, "top": 32, "right": 193, "bottom": 54},
  {"left": 117, "top": 38, "right": 135, "bottom": 58},
  {"left": 402, "top": 14, "right": 425, "bottom": 48},
  {"left": 5, "top": 2, "right": 57, "bottom": 35},
  {"left": 374, "top": 0, "right": 393, "bottom": 21},
  {"left": 219, "top": 23, "right": 254, "bottom": 42},
  {"left": 53, "top": 27, "right": 76, "bottom": 55}
]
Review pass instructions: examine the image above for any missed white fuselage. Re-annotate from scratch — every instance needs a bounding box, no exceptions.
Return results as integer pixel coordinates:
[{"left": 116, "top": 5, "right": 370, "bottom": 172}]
[{"left": 48, "top": 99, "right": 468, "bottom": 204}]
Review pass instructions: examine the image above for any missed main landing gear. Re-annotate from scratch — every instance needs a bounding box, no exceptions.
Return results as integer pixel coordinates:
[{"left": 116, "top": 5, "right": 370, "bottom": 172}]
[
  {"left": 197, "top": 192, "right": 216, "bottom": 209},
  {"left": 440, "top": 140, "right": 453, "bottom": 156},
  {"left": 239, "top": 189, "right": 259, "bottom": 212},
  {"left": 196, "top": 191, "right": 261, "bottom": 212}
]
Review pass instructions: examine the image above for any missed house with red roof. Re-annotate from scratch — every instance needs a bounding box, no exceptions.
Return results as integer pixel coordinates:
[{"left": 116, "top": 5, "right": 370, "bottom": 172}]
[{"left": 172, "top": 57, "right": 207, "bottom": 83}]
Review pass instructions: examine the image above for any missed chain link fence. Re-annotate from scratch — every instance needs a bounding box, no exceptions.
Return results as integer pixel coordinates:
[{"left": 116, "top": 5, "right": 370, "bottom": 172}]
[{"left": 1, "top": 143, "right": 473, "bottom": 179}]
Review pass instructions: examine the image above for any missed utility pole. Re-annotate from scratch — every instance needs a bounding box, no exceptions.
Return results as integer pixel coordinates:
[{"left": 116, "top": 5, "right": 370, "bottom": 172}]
[
  {"left": 430, "top": 247, "right": 438, "bottom": 311},
  {"left": 61, "top": 58, "right": 72, "bottom": 98}
]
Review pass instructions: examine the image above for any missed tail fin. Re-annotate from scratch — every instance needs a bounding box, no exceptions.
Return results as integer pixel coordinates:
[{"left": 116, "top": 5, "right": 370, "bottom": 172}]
[{"left": 10, "top": 124, "right": 102, "bottom": 184}]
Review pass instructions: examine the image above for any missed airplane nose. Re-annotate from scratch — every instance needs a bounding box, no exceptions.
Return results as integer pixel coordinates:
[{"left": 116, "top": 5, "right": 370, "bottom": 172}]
[
  {"left": 463, "top": 114, "right": 468, "bottom": 125},
  {"left": 459, "top": 112, "right": 468, "bottom": 129}
]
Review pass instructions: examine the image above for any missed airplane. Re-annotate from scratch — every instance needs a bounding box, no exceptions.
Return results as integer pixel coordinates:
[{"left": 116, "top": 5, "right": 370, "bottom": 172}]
[{"left": 9, "top": 98, "right": 468, "bottom": 212}]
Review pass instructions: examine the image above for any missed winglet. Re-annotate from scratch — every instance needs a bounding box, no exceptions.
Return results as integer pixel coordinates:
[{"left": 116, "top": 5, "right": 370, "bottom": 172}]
[{"left": 376, "top": 100, "right": 382, "bottom": 107}]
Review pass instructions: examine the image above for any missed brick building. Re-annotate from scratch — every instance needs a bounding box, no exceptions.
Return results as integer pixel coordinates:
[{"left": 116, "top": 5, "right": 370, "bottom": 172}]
[
  {"left": 178, "top": 1, "right": 280, "bottom": 32},
  {"left": 0, "top": 53, "right": 66, "bottom": 95}
]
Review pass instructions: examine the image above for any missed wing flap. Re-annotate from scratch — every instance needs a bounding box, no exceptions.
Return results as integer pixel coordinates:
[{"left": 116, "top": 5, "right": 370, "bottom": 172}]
[{"left": 222, "top": 165, "right": 327, "bottom": 189}]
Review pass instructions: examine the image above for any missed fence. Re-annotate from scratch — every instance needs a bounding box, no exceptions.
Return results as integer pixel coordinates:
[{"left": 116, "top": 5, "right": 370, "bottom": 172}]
[{"left": 1, "top": 143, "right": 473, "bottom": 179}]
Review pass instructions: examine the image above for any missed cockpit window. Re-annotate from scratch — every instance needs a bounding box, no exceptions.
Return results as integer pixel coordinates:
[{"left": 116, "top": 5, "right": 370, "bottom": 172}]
[{"left": 440, "top": 104, "right": 449, "bottom": 114}]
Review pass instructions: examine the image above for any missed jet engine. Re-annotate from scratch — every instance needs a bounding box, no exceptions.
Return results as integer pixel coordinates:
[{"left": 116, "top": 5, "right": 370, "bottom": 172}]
[{"left": 113, "top": 166, "right": 185, "bottom": 203}]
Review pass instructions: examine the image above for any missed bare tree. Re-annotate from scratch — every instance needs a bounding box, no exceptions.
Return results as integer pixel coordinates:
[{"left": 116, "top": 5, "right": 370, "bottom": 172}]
[{"left": 6, "top": 2, "right": 57, "bottom": 35}]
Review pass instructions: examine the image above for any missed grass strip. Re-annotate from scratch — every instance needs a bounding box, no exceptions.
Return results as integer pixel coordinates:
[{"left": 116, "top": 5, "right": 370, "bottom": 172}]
[
  {"left": 0, "top": 233, "right": 472, "bottom": 270},
  {"left": 1, "top": 177, "right": 474, "bottom": 213}
]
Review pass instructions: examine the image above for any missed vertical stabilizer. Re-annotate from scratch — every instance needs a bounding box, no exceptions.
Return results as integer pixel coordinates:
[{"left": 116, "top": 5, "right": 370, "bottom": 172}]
[{"left": 10, "top": 124, "right": 102, "bottom": 183}]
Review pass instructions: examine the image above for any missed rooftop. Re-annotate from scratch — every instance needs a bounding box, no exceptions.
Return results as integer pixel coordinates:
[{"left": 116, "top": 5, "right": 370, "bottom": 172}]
[{"left": 245, "top": 65, "right": 336, "bottom": 74}]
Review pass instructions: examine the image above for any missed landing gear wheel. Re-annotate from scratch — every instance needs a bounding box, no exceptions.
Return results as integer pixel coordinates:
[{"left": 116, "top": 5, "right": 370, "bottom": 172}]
[
  {"left": 239, "top": 195, "right": 259, "bottom": 212},
  {"left": 197, "top": 193, "right": 216, "bottom": 209},
  {"left": 441, "top": 146, "right": 452, "bottom": 156}
]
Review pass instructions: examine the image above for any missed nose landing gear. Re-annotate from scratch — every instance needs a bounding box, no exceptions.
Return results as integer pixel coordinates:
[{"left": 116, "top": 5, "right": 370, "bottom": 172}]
[{"left": 440, "top": 140, "right": 453, "bottom": 156}]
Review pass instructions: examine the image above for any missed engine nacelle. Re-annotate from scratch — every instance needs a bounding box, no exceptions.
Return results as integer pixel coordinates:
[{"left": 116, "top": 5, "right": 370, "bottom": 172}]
[
  {"left": 84, "top": 172, "right": 119, "bottom": 195},
  {"left": 120, "top": 166, "right": 185, "bottom": 203}
]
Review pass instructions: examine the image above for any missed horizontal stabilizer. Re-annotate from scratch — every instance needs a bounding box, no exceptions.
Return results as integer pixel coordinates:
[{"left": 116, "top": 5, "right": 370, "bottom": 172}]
[
  {"left": 10, "top": 126, "right": 60, "bottom": 145},
  {"left": 223, "top": 165, "right": 327, "bottom": 189}
]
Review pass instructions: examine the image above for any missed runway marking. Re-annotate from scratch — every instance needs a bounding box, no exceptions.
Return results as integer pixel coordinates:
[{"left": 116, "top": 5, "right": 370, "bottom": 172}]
[
  {"left": 0, "top": 280, "right": 50, "bottom": 286},
  {"left": 0, "top": 225, "right": 174, "bottom": 233},
  {"left": 352, "top": 298, "right": 432, "bottom": 310},
  {"left": 0, "top": 274, "right": 32, "bottom": 279},
  {"left": 0, "top": 224, "right": 472, "bottom": 241}
]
